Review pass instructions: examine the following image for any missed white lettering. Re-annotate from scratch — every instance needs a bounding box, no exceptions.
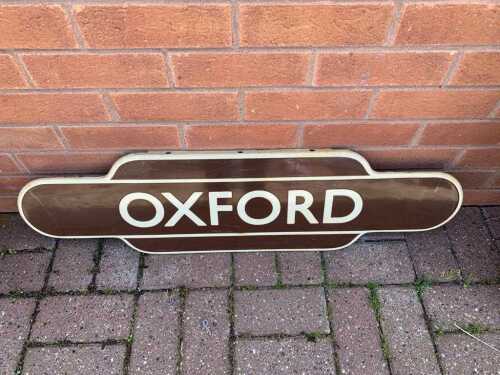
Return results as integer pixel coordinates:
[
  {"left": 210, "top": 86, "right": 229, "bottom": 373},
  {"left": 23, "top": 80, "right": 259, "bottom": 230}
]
[
  {"left": 209, "top": 191, "right": 233, "bottom": 225},
  {"left": 119, "top": 192, "right": 164, "bottom": 228},
  {"left": 287, "top": 190, "right": 319, "bottom": 224},
  {"left": 119, "top": 188, "right": 363, "bottom": 228},
  {"left": 237, "top": 190, "right": 281, "bottom": 226},
  {"left": 162, "top": 192, "right": 206, "bottom": 227},
  {"left": 323, "top": 189, "right": 363, "bottom": 224}
]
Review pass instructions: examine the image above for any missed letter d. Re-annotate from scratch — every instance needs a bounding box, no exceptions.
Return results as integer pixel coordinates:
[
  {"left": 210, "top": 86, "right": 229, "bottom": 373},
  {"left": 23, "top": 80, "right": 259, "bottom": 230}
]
[{"left": 323, "top": 189, "right": 363, "bottom": 224}]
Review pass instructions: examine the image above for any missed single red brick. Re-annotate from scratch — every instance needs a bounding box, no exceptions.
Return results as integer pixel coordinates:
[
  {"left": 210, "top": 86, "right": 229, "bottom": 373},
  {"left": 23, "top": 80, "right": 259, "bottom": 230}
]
[
  {"left": 316, "top": 52, "right": 453, "bottom": 86},
  {"left": 0, "top": 55, "right": 27, "bottom": 88},
  {"left": 0, "top": 128, "right": 63, "bottom": 150},
  {"left": 371, "top": 90, "right": 499, "bottom": 119},
  {"left": 0, "top": 176, "right": 33, "bottom": 195},
  {"left": 172, "top": 53, "right": 309, "bottom": 88},
  {"left": 451, "top": 53, "right": 500, "bottom": 86},
  {"left": 22, "top": 53, "right": 168, "bottom": 89},
  {"left": 0, "top": 94, "right": 110, "bottom": 124},
  {"left": 420, "top": 123, "right": 500, "bottom": 146},
  {"left": 456, "top": 148, "right": 500, "bottom": 169},
  {"left": 396, "top": 4, "right": 500, "bottom": 45},
  {"left": 463, "top": 190, "right": 500, "bottom": 205},
  {"left": 17, "top": 152, "right": 122, "bottom": 174},
  {"left": 111, "top": 92, "right": 238, "bottom": 121},
  {"left": 239, "top": 4, "right": 393, "bottom": 47},
  {"left": 61, "top": 125, "right": 180, "bottom": 150},
  {"left": 0, "top": 196, "right": 17, "bottom": 212},
  {"left": 492, "top": 175, "right": 500, "bottom": 189},
  {"left": 0, "top": 5, "right": 77, "bottom": 49},
  {"left": 303, "top": 123, "right": 419, "bottom": 147},
  {"left": 358, "top": 148, "right": 458, "bottom": 170},
  {"left": 75, "top": 5, "right": 231, "bottom": 48},
  {"left": 185, "top": 124, "right": 299, "bottom": 149},
  {"left": 245, "top": 91, "right": 370, "bottom": 121},
  {"left": 0, "top": 155, "right": 21, "bottom": 174},
  {"left": 448, "top": 171, "right": 493, "bottom": 190}
]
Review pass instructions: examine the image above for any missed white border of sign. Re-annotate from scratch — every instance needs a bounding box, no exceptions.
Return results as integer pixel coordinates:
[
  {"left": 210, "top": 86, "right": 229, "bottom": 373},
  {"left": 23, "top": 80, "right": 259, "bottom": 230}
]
[{"left": 18, "top": 149, "right": 463, "bottom": 254}]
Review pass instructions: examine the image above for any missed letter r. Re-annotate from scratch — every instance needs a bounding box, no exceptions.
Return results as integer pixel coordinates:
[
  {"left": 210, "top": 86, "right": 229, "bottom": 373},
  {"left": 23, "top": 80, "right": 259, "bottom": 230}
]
[{"left": 287, "top": 190, "right": 319, "bottom": 224}]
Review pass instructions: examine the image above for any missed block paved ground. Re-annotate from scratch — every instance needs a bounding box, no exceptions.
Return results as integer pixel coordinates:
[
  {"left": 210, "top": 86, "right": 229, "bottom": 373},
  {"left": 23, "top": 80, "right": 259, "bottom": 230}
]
[{"left": 0, "top": 207, "right": 499, "bottom": 374}]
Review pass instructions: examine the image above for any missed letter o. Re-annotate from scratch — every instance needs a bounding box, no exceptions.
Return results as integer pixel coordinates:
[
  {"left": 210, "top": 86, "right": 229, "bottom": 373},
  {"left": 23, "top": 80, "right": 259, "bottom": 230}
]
[
  {"left": 119, "top": 193, "right": 165, "bottom": 228},
  {"left": 237, "top": 190, "right": 281, "bottom": 225}
]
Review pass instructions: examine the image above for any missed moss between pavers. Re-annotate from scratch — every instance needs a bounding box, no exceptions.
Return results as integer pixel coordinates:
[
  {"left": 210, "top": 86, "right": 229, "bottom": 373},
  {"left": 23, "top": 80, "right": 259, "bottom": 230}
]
[
  {"left": 414, "top": 277, "right": 432, "bottom": 297},
  {"left": 367, "top": 282, "right": 392, "bottom": 362}
]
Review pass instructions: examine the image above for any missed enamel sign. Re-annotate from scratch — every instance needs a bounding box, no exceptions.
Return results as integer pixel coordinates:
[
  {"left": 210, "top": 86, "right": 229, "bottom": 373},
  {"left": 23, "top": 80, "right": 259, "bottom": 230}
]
[{"left": 18, "top": 150, "right": 462, "bottom": 254}]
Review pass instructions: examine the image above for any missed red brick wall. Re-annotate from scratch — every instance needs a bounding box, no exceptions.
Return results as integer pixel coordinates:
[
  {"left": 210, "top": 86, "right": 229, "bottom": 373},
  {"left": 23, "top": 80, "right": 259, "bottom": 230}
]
[{"left": 0, "top": 2, "right": 499, "bottom": 211}]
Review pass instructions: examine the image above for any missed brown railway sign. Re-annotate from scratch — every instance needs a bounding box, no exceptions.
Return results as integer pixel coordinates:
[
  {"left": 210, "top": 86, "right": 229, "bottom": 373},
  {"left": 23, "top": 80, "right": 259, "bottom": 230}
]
[{"left": 19, "top": 150, "right": 462, "bottom": 254}]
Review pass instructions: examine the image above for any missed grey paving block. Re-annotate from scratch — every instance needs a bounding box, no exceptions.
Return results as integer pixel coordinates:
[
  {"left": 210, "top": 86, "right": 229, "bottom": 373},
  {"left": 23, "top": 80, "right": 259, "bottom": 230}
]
[
  {"left": 142, "top": 253, "right": 230, "bottom": 289},
  {"left": 330, "top": 288, "right": 389, "bottom": 375},
  {"left": 234, "top": 337, "right": 336, "bottom": 375},
  {"left": 486, "top": 218, "right": 500, "bottom": 239},
  {"left": 48, "top": 239, "right": 97, "bottom": 292},
  {"left": 406, "top": 228, "right": 460, "bottom": 282},
  {"left": 0, "top": 214, "right": 55, "bottom": 251},
  {"left": 446, "top": 207, "right": 499, "bottom": 282},
  {"left": 23, "top": 344, "right": 126, "bottom": 375},
  {"left": 379, "top": 287, "right": 441, "bottom": 375},
  {"left": 436, "top": 333, "right": 500, "bottom": 375},
  {"left": 422, "top": 285, "right": 500, "bottom": 331},
  {"left": 279, "top": 251, "right": 322, "bottom": 285},
  {"left": 130, "top": 291, "right": 180, "bottom": 375},
  {"left": 97, "top": 240, "right": 139, "bottom": 290},
  {"left": 482, "top": 206, "right": 500, "bottom": 239},
  {"left": 234, "top": 252, "right": 277, "bottom": 286},
  {"left": 31, "top": 294, "right": 134, "bottom": 342},
  {"left": 481, "top": 206, "right": 500, "bottom": 219},
  {"left": 234, "top": 288, "right": 329, "bottom": 335},
  {"left": 182, "top": 289, "right": 230, "bottom": 375},
  {"left": 0, "top": 298, "right": 36, "bottom": 374},
  {"left": 325, "top": 242, "right": 415, "bottom": 285},
  {"left": 0, "top": 251, "right": 51, "bottom": 294}
]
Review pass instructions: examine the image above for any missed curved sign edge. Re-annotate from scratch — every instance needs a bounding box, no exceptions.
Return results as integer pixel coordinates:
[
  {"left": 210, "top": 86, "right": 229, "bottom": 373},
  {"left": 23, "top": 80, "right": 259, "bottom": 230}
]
[{"left": 17, "top": 149, "right": 463, "bottom": 254}]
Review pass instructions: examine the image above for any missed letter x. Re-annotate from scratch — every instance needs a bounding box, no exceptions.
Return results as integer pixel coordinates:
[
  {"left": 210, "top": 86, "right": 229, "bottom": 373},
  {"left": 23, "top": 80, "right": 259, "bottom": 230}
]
[{"left": 162, "top": 192, "right": 207, "bottom": 227}]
